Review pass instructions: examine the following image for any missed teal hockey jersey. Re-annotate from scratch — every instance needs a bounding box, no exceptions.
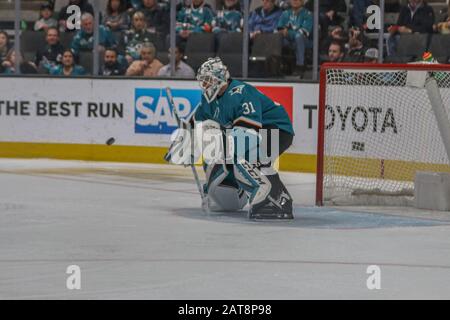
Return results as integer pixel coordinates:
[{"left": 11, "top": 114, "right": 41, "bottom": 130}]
[{"left": 194, "top": 79, "right": 294, "bottom": 135}]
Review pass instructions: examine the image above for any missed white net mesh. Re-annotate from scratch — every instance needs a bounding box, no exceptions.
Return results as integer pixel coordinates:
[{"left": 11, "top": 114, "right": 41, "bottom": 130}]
[{"left": 322, "top": 66, "right": 450, "bottom": 205}]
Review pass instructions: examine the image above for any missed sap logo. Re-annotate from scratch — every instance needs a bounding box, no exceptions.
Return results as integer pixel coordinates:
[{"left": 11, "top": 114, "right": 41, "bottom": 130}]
[
  {"left": 136, "top": 96, "right": 186, "bottom": 126},
  {"left": 135, "top": 88, "right": 201, "bottom": 134}
]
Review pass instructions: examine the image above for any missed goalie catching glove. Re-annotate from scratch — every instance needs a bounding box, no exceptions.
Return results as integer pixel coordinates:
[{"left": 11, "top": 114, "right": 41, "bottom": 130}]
[{"left": 165, "top": 118, "right": 226, "bottom": 166}]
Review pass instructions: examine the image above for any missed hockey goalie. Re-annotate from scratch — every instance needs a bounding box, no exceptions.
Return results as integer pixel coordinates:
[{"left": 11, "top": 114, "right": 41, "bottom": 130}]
[{"left": 165, "top": 57, "right": 295, "bottom": 220}]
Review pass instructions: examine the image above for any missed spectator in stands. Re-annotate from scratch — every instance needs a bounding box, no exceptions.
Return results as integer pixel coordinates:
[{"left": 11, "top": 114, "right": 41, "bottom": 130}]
[
  {"left": 0, "top": 49, "right": 13, "bottom": 74},
  {"left": 141, "top": 0, "right": 170, "bottom": 36},
  {"left": 1, "top": 49, "right": 38, "bottom": 74},
  {"left": 364, "top": 47, "right": 378, "bottom": 63},
  {"left": 320, "top": 25, "right": 346, "bottom": 55},
  {"left": 434, "top": 3, "right": 450, "bottom": 34},
  {"left": 159, "top": 0, "right": 170, "bottom": 11},
  {"left": 34, "top": 3, "right": 58, "bottom": 32},
  {"left": 50, "top": 49, "right": 86, "bottom": 75},
  {"left": 362, "top": 47, "right": 396, "bottom": 84},
  {"left": 0, "top": 31, "right": 10, "bottom": 65},
  {"left": 127, "top": 0, "right": 143, "bottom": 11},
  {"left": 212, "top": 0, "right": 243, "bottom": 33},
  {"left": 248, "top": 0, "right": 282, "bottom": 40},
  {"left": 157, "top": 43, "right": 195, "bottom": 78},
  {"left": 103, "top": 0, "right": 130, "bottom": 32},
  {"left": 211, "top": 0, "right": 242, "bottom": 50},
  {"left": 122, "top": 11, "right": 156, "bottom": 63},
  {"left": 35, "top": 27, "right": 64, "bottom": 74},
  {"left": 47, "top": 0, "right": 56, "bottom": 9},
  {"left": 387, "top": 0, "right": 435, "bottom": 56},
  {"left": 349, "top": 0, "right": 373, "bottom": 29},
  {"left": 277, "top": 0, "right": 313, "bottom": 77},
  {"left": 126, "top": 42, "right": 163, "bottom": 76},
  {"left": 344, "top": 27, "right": 369, "bottom": 62},
  {"left": 326, "top": 40, "right": 344, "bottom": 62},
  {"left": 385, "top": 0, "right": 401, "bottom": 13},
  {"left": 71, "top": 13, "right": 117, "bottom": 55},
  {"left": 305, "top": 0, "right": 346, "bottom": 38},
  {"left": 99, "top": 48, "right": 127, "bottom": 75},
  {"left": 58, "top": 0, "right": 95, "bottom": 32},
  {"left": 176, "top": 0, "right": 215, "bottom": 41}
]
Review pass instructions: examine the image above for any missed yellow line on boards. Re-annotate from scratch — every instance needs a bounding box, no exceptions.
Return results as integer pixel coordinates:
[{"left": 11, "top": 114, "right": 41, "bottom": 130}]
[
  {"left": 0, "top": 142, "right": 317, "bottom": 173},
  {"left": 0, "top": 142, "right": 169, "bottom": 164},
  {"left": 3, "top": 142, "right": 449, "bottom": 179}
]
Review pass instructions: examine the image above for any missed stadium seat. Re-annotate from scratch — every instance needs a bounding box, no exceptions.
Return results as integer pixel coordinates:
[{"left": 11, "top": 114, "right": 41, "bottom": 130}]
[
  {"left": 434, "top": 56, "right": 450, "bottom": 64},
  {"left": 428, "top": 34, "right": 450, "bottom": 62},
  {"left": 20, "top": 30, "right": 45, "bottom": 56},
  {"left": 113, "top": 31, "right": 162, "bottom": 53},
  {"left": 383, "top": 55, "right": 412, "bottom": 63},
  {"left": 250, "top": 33, "right": 283, "bottom": 61},
  {"left": 384, "top": 12, "right": 400, "bottom": 26},
  {"left": 184, "top": 33, "right": 215, "bottom": 73},
  {"left": 59, "top": 32, "right": 75, "bottom": 49},
  {"left": 114, "top": 31, "right": 165, "bottom": 55},
  {"left": 154, "top": 33, "right": 168, "bottom": 53},
  {"left": 23, "top": 51, "right": 35, "bottom": 63},
  {"left": 216, "top": 33, "right": 243, "bottom": 77},
  {"left": 249, "top": 33, "right": 283, "bottom": 77},
  {"left": 430, "top": 3, "right": 448, "bottom": 23},
  {"left": 157, "top": 51, "right": 169, "bottom": 65},
  {"left": 113, "top": 31, "right": 162, "bottom": 56},
  {"left": 79, "top": 51, "right": 93, "bottom": 75},
  {"left": 139, "top": 32, "right": 159, "bottom": 49},
  {"left": 112, "top": 31, "right": 124, "bottom": 52},
  {"left": 395, "top": 33, "right": 430, "bottom": 61}
]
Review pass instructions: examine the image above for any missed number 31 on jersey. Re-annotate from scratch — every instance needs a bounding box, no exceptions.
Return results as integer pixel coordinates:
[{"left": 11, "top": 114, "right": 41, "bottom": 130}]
[{"left": 242, "top": 102, "right": 256, "bottom": 115}]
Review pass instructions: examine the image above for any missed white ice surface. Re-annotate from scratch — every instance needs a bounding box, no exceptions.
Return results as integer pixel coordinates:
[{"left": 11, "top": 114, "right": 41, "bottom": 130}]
[{"left": 1, "top": 159, "right": 450, "bottom": 299}]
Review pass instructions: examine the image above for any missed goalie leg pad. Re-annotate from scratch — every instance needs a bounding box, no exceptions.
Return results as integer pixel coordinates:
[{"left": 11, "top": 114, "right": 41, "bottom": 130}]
[
  {"left": 233, "top": 159, "right": 271, "bottom": 206},
  {"left": 204, "top": 162, "right": 248, "bottom": 212},
  {"left": 233, "top": 160, "right": 293, "bottom": 220},
  {"left": 249, "top": 173, "right": 293, "bottom": 220}
]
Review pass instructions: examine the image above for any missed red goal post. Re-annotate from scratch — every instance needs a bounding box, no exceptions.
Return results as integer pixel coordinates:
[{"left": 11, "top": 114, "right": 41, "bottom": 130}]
[{"left": 316, "top": 63, "right": 450, "bottom": 206}]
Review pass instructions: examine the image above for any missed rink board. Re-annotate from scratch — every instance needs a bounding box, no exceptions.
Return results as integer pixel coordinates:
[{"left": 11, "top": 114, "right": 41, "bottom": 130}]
[
  {"left": 0, "top": 77, "right": 319, "bottom": 172},
  {"left": 4, "top": 76, "right": 448, "bottom": 175}
]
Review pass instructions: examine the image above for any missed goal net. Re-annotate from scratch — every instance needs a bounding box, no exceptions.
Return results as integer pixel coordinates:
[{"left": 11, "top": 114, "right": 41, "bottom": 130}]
[{"left": 316, "top": 63, "right": 450, "bottom": 206}]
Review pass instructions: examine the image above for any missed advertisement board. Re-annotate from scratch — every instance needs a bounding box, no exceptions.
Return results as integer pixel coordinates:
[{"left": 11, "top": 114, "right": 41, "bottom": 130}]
[{"left": 0, "top": 77, "right": 320, "bottom": 171}]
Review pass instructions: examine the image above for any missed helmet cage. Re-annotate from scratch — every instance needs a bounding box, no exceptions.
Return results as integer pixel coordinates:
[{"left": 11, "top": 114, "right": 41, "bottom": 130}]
[{"left": 196, "top": 58, "right": 230, "bottom": 103}]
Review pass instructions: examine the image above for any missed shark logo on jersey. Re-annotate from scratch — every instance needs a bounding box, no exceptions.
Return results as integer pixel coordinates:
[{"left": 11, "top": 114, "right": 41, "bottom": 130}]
[{"left": 229, "top": 85, "right": 245, "bottom": 96}]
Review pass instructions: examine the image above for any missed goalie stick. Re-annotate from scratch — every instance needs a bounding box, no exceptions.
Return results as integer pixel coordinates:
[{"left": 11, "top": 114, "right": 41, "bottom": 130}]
[{"left": 164, "top": 87, "right": 209, "bottom": 214}]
